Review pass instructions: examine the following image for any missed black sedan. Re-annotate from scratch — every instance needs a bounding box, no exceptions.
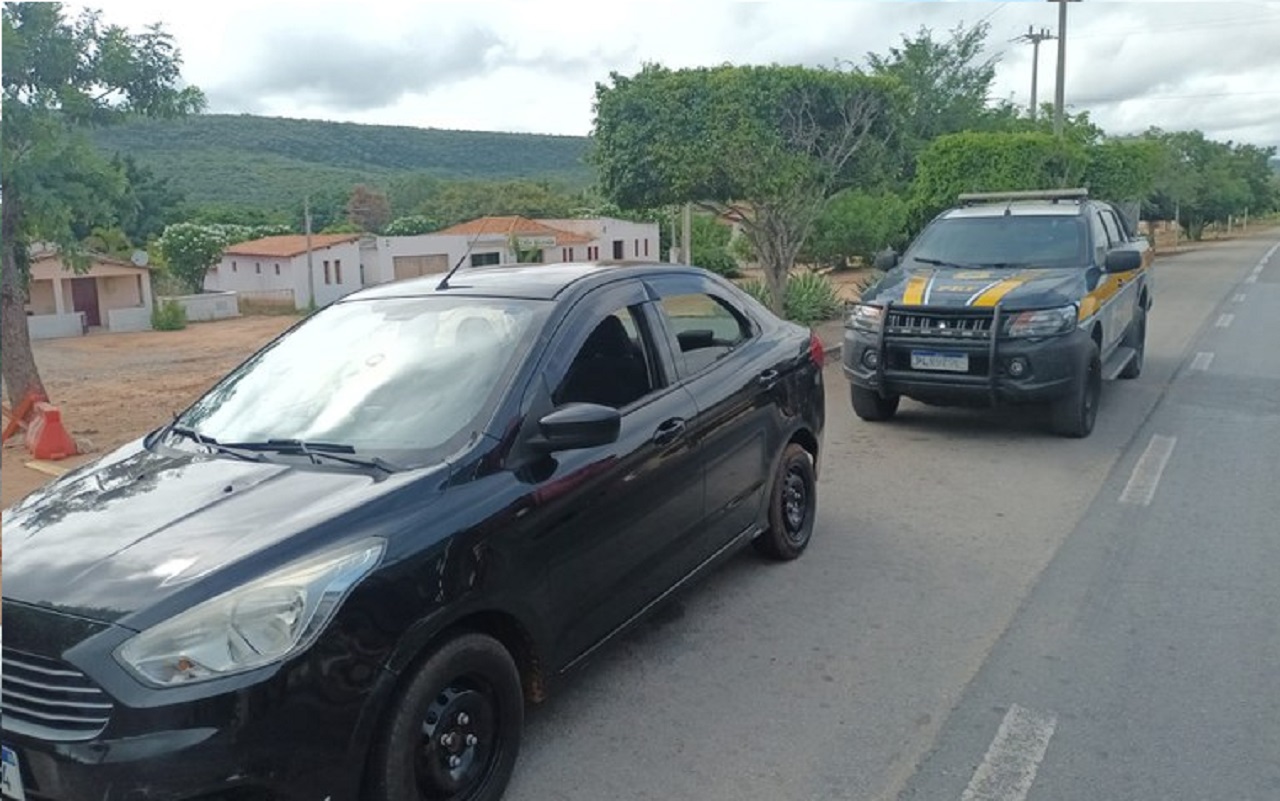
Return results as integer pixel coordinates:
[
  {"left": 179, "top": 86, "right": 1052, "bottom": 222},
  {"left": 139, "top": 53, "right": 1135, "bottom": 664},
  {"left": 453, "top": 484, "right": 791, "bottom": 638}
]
[{"left": 0, "top": 262, "right": 826, "bottom": 801}]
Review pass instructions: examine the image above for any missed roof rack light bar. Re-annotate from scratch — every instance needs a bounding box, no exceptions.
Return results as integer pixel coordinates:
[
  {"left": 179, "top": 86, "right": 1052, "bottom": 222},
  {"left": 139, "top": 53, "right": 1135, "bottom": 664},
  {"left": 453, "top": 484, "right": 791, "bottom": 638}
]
[{"left": 957, "top": 188, "right": 1089, "bottom": 205}]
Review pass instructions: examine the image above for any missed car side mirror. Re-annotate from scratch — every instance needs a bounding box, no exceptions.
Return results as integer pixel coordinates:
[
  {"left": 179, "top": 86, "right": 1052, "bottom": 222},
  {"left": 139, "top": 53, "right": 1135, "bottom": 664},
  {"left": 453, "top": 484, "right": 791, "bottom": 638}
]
[
  {"left": 873, "top": 249, "right": 900, "bottom": 271},
  {"left": 1104, "top": 248, "right": 1142, "bottom": 273},
  {"left": 533, "top": 403, "right": 621, "bottom": 452}
]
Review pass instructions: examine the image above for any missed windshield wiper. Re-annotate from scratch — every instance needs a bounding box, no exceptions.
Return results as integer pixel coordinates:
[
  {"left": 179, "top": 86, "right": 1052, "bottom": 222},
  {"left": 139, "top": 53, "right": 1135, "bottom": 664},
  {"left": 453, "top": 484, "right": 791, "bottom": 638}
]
[
  {"left": 168, "top": 425, "right": 268, "bottom": 463},
  {"left": 220, "top": 439, "right": 403, "bottom": 474},
  {"left": 912, "top": 257, "right": 985, "bottom": 270}
]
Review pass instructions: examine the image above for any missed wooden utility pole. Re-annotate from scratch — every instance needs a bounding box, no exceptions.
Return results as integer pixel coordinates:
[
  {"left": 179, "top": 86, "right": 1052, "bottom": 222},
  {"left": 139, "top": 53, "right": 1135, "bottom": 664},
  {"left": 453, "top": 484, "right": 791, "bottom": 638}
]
[{"left": 1012, "top": 26, "right": 1057, "bottom": 120}]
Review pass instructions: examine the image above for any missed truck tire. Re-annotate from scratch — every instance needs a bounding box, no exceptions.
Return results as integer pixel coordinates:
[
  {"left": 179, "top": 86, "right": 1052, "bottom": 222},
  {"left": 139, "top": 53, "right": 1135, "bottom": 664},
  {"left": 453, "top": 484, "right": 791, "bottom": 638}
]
[
  {"left": 851, "top": 385, "right": 900, "bottom": 422},
  {"left": 1050, "top": 341, "right": 1101, "bottom": 438}
]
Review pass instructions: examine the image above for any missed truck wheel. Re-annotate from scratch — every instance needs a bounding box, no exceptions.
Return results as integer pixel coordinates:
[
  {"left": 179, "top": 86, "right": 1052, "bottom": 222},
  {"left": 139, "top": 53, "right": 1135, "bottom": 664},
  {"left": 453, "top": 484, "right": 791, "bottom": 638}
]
[
  {"left": 851, "top": 385, "right": 900, "bottom": 422},
  {"left": 1050, "top": 341, "right": 1101, "bottom": 438},
  {"left": 1119, "top": 308, "right": 1145, "bottom": 379}
]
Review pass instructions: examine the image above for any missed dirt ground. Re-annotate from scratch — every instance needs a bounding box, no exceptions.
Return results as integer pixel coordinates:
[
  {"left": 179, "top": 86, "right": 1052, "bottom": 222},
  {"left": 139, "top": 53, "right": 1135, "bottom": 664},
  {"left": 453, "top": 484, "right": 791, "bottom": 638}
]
[{"left": 2, "top": 315, "right": 298, "bottom": 509}]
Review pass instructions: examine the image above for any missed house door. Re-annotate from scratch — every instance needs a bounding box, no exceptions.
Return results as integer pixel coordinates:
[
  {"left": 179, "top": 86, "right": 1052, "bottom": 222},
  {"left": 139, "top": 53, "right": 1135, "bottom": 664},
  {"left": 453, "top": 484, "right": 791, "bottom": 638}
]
[
  {"left": 71, "top": 278, "right": 101, "bottom": 327},
  {"left": 612, "top": 240, "right": 624, "bottom": 259}
]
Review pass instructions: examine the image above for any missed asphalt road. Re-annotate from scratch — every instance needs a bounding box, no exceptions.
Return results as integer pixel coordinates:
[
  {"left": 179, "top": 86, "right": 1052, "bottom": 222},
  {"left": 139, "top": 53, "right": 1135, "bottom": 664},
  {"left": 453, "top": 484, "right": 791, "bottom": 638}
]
[{"left": 502, "top": 231, "right": 1280, "bottom": 801}]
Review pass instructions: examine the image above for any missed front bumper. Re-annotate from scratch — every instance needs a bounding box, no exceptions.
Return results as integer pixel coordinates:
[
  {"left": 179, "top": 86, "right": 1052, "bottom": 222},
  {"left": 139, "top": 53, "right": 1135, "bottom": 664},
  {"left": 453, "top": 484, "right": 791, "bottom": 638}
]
[
  {"left": 1, "top": 603, "right": 392, "bottom": 801},
  {"left": 842, "top": 324, "right": 1091, "bottom": 406}
]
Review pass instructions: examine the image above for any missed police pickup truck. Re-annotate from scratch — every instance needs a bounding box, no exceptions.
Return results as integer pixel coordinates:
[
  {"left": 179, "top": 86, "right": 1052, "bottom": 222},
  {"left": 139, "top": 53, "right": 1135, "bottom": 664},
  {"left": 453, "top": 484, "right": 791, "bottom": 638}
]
[{"left": 842, "top": 188, "right": 1154, "bottom": 438}]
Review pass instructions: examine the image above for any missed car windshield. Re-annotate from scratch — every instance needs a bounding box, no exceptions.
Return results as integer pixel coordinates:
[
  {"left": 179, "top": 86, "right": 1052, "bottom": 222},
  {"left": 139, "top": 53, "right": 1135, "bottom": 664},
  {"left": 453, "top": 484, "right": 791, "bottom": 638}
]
[
  {"left": 908, "top": 215, "right": 1087, "bottom": 268},
  {"left": 173, "top": 295, "right": 547, "bottom": 462}
]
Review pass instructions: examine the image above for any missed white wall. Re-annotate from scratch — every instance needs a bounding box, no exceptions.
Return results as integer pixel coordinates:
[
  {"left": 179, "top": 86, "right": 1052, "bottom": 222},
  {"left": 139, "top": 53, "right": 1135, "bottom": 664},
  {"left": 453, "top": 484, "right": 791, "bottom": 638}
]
[
  {"left": 538, "top": 217, "right": 660, "bottom": 261},
  {"left": 367, "top": 234, "right": 509, "bottom": 286},
  {"left": 28, "top": 312, "right": 86, "bottom": 340},
  {"left": 210, "top": 241, "right": 361, "bottom": 309},
  {"left": 106, "top": 307, "right": 152, "bottom": 333},
  {"left": 296, "top": 241, "right": 362, "bottom": 308},
  {"left": 164, "top": 291, "right": 240, "bottom": 322}
]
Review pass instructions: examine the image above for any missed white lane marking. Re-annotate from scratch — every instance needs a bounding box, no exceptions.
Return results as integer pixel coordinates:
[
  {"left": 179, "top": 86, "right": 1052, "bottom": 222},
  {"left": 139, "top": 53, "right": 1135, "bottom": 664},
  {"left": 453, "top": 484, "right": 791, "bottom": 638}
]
[
  {"left": 1119, "top": 435, "right": 1178, "bottom": 506},
  {"left": 1245, "top": 274, "right": 1258, "bottom": 284},
  {"left": 1215, "top": 313, "right": 1234, "bottom": 328},
  {"left": 1265, "top": 243, "right": 1279, "bottom": 262},
  {"left": 1254, "top": 264, "right": 1265, "bottom": 275},
  {"left": 960, "top": 704, "right": 1059, "bottom": 801},
  {"left": 1234, "top": 293, "right": 1247, "bottom": 303},
  {"left": 1190, "top": 352, "right": 1215, "bottom": 371}
]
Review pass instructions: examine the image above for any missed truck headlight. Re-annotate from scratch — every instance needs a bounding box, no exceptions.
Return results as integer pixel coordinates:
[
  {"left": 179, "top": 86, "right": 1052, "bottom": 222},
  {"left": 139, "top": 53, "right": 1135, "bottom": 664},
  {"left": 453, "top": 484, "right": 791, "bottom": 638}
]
[
  {"left": 847, "top": 303, "right": 885, "bottom": 333},
  {"left": 116, "top": 538, "right": 385, "bottom": 687},
  {"left": 1004, "top": 305, "right": 1077, "bottom": 338}
]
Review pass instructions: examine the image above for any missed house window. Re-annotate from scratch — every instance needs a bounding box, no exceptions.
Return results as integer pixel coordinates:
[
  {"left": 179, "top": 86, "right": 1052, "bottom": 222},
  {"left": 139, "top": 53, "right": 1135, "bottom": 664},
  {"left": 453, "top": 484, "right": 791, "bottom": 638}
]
[
  {"left": 232, "top": 261, "right": 238, "bottom": 273},
  {"left": 612, "top": 240, "right": 624, "bottom": 259},
  {"left": 334, "top": 259, "right": 342, "bottom": 284},
  {"left": 324, "top": 260, "right": 331, "bottom": 285},
  {"left": 470, "top": 252, "right": 501, "bottom": 267},
  {"left": 274, "top": 263, "right": 280, "bottom": 275},
  {"left": 644, "top": 239, "right": 650, "bottom": 257},
  {"left": 255, "top": 262, "right": 261, "bottom": 274},
  {"left": 634, "top": 239, "right": 640, "bottom": 256},
  {"left": 588, "top": 246, "right": 599, "bottom": 260},
  {"left": 562, "top": 248, "right": 569, "bottom": 261}
]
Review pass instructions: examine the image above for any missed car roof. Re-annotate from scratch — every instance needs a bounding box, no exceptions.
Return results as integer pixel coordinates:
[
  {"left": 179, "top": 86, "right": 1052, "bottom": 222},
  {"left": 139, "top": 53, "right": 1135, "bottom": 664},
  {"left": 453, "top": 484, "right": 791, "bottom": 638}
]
[
  {"left": 941, "top": 201, "right": 1091, "bottom": 219},
  {"left": 348, "top": 261, "right": 708, "bottom": 302}
]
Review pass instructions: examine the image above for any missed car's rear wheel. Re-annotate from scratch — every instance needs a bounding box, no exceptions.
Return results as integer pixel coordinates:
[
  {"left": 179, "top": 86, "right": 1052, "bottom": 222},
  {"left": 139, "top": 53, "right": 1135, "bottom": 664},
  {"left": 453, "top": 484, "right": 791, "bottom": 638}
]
[
  {"left": 851, "top": 385, "right": 900, "bottom": 421},
  {"left": 368, "top": 633, "right": 523, "bottom": 801},
  {"left": 1050, "top": 341, "right": 1101, "bottom": 438},
  {"left": 753, "top": 443, "right": 817, "bottom": 561},
  {"left": 1119, "top": 308, "right": 1145, "bottom": 379}
]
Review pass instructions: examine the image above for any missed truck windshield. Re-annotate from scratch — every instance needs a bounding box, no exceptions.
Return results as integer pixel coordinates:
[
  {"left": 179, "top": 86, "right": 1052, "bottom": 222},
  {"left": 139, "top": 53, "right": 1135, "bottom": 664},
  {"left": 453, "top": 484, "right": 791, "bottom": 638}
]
[{"left": 908, "top": 215, "right": 1087, "bottom": 269}]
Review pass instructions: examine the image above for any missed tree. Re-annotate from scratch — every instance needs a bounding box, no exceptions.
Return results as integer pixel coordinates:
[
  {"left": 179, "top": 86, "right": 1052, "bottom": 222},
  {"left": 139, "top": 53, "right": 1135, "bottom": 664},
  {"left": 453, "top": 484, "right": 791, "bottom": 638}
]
[
  {"left": 157, "top": 223, "right": 229, "bottom": 293},
  {"left": 114, "top": 154, "right": 186, "bottom": 244},
  {"left": 690, "top": 213, "right": 739, "bottom": 277},
  {"left": 802, "top": 190, "right": 909, "bottom": 269},
  {"left": 864, "top": 21, "right": 1002, "bottom": 179},
  {"left": 909, "top": 131, "right": 1088, "bottom": 226},
  {"left": 1, "top": 2, "right": 204, "bottom": 406},
  {"left": 345, "top": 184, "right": 391, "bottom": 232},
  {"left": 592, "top": 64, "right": 898, "bottom": 314},
  {"left": 384, "top": 214, "right": 442, "bottom": 236}
]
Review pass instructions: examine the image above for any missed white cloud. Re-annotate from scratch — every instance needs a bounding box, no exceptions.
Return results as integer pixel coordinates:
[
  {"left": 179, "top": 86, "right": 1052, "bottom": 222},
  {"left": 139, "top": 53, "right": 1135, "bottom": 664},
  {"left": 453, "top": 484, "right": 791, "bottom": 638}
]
[{"left": 85, "top": 0, "right": 1280, "bottom": 148}]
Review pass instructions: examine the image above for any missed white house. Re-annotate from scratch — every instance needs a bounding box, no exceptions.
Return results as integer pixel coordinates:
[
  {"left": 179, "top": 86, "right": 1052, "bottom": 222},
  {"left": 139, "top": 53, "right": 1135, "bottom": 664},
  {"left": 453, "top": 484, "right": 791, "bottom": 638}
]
[
  {"left": 534, "top": 217, "right": 661, "bottom": 263},
  {"left": 207, "top": 234, "right": 363, "bottom": 309},
  {"left": 365, "top": 216, "right": 662, "bottom": 287},
  {"left": 24, "top": 250, "right": 155, "bottom": 339}
]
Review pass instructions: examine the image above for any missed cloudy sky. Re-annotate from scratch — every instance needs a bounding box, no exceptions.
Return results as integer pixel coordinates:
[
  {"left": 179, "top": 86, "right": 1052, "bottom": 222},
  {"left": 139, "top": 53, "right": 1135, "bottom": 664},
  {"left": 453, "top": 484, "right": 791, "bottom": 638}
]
[{"left": 89, "top": 1, "right": 1280, "bottom": 149}]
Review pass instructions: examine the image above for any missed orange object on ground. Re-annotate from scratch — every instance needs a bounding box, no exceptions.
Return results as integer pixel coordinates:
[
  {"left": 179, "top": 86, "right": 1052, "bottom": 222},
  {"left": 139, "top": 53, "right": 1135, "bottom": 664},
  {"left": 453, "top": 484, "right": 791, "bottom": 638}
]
[
  {"left": 24, "top": 402, "right": 79, "bottom": 460},
  {"left": 2, "top": 391, "right": 46, "bottom": 443}
]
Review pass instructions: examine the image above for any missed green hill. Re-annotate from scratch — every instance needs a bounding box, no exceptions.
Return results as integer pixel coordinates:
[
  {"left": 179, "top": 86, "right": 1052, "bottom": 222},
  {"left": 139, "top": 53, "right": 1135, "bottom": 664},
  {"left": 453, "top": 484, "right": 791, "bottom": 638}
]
[{"left": 91, "top": 114, "right": 594, "bottom": 210}]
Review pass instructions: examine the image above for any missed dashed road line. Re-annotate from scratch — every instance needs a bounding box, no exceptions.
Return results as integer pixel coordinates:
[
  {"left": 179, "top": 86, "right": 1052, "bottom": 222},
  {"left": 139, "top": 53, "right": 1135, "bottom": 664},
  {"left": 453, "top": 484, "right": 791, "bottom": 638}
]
[
  {"left": 1119, "top": 435, "right": 1178, "bottom": 506},
  {"left": 960, "top": 704, "right": 1059, "bottom": 801},
  {"left": 1190, "top": 352, "right": 1215, "bottom": 371},
  {"left": 1245, "top": 274, "right": 1258, "bottom": 284},
  {"left": 1233, "top": 293, "right": 1247, "bottom": 303},
  {"left": 1215, "top": 313, "right": 1234, "bottom": 328}
]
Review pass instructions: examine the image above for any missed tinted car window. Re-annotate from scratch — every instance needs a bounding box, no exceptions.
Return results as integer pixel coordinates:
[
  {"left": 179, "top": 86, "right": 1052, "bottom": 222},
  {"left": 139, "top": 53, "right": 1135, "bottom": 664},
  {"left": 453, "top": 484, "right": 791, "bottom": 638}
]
[
  {"left": 554, "top": 306, "right": 656, "bottom": 409},
  {"left": 660, "top": 293, "right": 752, "bottom": 375},
  {"left": 909, "top": 215, "right": 1087, "bottom": 268},
  {"left": 176, "top": 296, "right": 547, "bottom": 459}
]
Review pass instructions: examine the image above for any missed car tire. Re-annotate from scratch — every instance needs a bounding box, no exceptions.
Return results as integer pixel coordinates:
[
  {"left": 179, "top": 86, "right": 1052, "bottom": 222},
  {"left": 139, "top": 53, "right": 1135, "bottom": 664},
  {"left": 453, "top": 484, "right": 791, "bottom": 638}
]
[
  {"left": 753, "top": 443, "right": 817, "bottom": 561},
  {"left": 368, "top": 633, "right": 524, "bottom": 801},
  {"left": 1050, "top": 341, "right": 1101, "bottom": 438},
  {"left": 851, "top": 385, "right": 900, "bottom": 421},
  {"left": 1118, "top": 308, "right": 1145, "bottom": 379}
]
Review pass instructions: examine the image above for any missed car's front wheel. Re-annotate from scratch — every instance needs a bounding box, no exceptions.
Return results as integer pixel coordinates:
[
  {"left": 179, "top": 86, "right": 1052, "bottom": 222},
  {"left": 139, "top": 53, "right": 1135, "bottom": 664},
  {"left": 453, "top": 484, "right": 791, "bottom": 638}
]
[
  {"left": 1050, "top": 341, "right": 1101, "bottom": 438},
  {"left": 368, "top": 633, "right": 524, "bottom": 801},
  {"left": 851, "top": 385, "right": 900, "bottom": 421},
  {"left": 753, "top": 443, "right": 817, "bottom": 561}
]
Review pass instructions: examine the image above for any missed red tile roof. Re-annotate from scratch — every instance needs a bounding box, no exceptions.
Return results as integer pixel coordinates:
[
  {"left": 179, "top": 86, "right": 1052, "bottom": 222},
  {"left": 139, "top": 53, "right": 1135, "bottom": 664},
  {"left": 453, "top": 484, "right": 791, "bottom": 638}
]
[
  {"left": 224, "top": 234, "right": 361, "bottom": 258},
  {"left": 435, "top": 216, "right": 593, "bottom": 246}
]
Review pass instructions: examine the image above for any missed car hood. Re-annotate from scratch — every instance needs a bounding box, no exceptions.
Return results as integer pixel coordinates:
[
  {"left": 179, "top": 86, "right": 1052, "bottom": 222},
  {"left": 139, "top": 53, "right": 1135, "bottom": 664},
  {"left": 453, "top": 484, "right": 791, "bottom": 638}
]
[
  {"left": 1, "top": 439, "right": 439, "bottom": 626},
  {"left": 866, "top": 265, "right": 1087, "bottom": 309}
]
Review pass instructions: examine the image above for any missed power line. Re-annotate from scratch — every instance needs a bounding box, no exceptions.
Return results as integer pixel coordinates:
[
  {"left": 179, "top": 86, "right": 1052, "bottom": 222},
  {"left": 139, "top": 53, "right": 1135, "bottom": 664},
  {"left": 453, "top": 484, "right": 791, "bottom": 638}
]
[{"left": 1010, "top": 26, "right": 1056, "bottom": 120}]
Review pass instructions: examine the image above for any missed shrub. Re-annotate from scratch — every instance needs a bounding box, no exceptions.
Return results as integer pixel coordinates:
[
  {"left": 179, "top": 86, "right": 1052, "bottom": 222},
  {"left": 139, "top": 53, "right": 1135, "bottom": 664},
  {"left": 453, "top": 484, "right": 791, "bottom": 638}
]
[
  {"left": 696, "top": 247, "right": 741, "bottom": 278},
  {"left": 738, "top": 271, "right": 841, "bottom": 325},
  {"left": 151, "top": 298, "right": 187, "bottom": 331}
]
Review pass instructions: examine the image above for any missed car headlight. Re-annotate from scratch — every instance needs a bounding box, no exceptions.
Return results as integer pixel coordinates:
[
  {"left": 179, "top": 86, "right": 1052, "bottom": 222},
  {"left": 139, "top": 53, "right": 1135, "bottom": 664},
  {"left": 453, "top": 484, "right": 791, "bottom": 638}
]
[
  {"left": 1004, "top": 305, "right": 1077, "bottom": 338},
  {"left": 116, "top": 538, "right": 385, "bottom": 687},
  {"left": 847, "top": 303, "right": 885, "bottom": 333}
]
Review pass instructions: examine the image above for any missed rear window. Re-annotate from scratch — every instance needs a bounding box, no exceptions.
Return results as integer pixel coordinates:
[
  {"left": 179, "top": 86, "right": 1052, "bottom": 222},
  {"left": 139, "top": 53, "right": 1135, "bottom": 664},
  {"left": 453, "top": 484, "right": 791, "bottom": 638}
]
[{"left": 908, "top": 215, "right": 1087, "bottom": 269}]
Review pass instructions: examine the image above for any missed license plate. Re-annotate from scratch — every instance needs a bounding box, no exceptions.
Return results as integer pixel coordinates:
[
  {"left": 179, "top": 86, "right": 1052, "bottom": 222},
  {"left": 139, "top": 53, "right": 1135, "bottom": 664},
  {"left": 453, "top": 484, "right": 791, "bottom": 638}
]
[
  {"left": 910, "top": 350, "right": 969, "bottom": 372},
  {"left": 1, "top": 746, "right": 25, "bottom": 801}
]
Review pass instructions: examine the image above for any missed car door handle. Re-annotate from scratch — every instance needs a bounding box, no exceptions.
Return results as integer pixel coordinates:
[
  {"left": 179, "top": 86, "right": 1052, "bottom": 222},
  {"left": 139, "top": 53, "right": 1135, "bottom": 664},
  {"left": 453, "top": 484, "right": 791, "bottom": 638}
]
[
  {"left": 653, "top": 418, "right": 686, "bottom": 446},
  {"left": 757, "top": 369, "right": 780, "bottom": 387}
]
